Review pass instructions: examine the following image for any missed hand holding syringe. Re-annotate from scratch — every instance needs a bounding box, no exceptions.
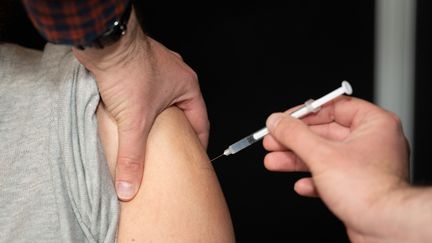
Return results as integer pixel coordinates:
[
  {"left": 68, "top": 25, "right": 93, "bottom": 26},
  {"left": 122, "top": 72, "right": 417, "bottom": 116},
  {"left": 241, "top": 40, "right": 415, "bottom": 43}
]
[{"left": 211, "top": 81, "right": 353, "bottom": 162}]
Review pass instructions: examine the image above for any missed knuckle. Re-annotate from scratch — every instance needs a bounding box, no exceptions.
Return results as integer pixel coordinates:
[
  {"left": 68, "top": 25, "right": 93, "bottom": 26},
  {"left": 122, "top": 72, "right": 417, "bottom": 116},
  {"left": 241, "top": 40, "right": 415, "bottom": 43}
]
[
  {"left": 180, "top": 69, "right": 199, "bottom": 89},
  {"left": 189, "top": 69, "right": 198, "bottom": 81},
  {"left": 117, "top": 156, "right": 143, "bottom": 172},
  {"left": 384, "top": 111, "right": 403, "bottom": 132},
  {"left": 171, "top": 50, "right": 183, "bottom": 60}
]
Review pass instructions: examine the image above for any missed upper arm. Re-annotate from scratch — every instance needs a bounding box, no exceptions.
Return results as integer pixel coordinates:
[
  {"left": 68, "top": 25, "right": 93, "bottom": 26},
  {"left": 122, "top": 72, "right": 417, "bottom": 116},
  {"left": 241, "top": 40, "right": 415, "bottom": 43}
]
[{"left": 97, "top": 106, "right": 235, "bottom": 243}]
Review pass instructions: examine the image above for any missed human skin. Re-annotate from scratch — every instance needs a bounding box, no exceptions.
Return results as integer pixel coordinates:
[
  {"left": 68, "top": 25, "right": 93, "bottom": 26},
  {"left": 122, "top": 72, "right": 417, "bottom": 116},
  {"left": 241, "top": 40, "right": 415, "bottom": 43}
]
[
  {"left": 97, "top": 105, "right": 235, "bottom": 243},
  {"left": 73, "top": 7, "right": 209, "bottom": 201},
  {"left": 264, "top": 96, "right": 432, "bottom": 242}
]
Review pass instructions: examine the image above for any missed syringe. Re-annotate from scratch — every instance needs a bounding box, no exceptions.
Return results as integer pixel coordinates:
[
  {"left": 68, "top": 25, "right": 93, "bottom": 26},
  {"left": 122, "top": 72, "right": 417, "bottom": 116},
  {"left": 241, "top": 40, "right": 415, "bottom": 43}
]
[{"left": 210, "top": 81, "right": 353, "bottom": 162}]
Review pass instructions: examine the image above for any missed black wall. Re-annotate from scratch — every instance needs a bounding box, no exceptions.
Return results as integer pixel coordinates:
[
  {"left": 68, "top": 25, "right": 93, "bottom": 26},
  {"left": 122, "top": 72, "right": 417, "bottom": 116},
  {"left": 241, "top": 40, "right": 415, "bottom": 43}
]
[
  {"left": 414, "top": 0, "right": 432, "bottom": 186},
  {"left": 0, "top": 1, "right": 45, "bottom": 49}
]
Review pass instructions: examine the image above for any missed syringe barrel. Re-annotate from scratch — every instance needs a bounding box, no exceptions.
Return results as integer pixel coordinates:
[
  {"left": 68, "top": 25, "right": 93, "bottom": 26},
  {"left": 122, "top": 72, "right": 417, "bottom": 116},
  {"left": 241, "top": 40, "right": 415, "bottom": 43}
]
[{"left": 227, "top": 134, "right": 257, "bottom": 154}]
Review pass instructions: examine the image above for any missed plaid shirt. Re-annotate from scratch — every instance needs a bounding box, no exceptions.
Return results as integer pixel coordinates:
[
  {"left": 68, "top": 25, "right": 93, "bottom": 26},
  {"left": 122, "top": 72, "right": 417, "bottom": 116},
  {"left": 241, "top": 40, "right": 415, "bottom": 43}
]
[{"left": 22, "top": 0, "right": 130, "bottom": 46}]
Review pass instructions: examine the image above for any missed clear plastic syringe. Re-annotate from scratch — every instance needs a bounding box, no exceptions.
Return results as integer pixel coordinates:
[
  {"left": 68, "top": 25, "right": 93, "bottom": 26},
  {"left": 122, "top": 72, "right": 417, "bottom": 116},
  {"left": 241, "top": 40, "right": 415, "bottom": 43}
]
[{"left": 210, "top": 81, "right": 353, "bottom": 162}]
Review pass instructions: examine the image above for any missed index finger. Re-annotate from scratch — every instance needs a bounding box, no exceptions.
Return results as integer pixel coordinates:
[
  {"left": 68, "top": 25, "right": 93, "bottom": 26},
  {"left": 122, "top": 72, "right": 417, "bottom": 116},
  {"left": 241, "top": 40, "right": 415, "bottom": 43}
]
[{"left": 177, "top": 92, "right": 210, "bottom": 149}]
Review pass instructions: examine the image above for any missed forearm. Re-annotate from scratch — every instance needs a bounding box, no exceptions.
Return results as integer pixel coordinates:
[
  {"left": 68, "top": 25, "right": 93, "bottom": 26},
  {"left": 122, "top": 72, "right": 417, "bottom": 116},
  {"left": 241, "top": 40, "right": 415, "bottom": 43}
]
[
  {"left": 72, "top": 7, "right": 147, "bottom": 73},
  {"left": 363, "top": 185, "right": 432, "bottom": 243},
  {"left": 392, "top": 186, "right": 432, "bottom": 242}
]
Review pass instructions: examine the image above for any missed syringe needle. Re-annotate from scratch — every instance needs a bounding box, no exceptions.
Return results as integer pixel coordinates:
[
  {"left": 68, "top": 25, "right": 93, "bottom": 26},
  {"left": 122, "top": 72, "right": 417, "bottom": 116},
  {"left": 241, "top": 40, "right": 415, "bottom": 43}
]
[{"left": 210, "top": 153, "right": 225, "bottom": 162}]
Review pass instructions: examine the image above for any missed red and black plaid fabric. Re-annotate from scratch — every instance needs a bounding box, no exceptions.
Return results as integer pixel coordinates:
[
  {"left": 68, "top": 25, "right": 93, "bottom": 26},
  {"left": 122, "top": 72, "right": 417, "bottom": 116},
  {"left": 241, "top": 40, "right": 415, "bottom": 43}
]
[{"left": 22, "top": 0, "right": 130, "bottom": 46}]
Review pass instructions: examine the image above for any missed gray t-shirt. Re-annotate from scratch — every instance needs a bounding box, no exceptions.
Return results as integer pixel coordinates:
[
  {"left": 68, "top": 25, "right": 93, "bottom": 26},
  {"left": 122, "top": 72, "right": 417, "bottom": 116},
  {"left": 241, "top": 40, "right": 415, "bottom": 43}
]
[{"left": 0, "top": 43, "right": 119, "bottom": 243}]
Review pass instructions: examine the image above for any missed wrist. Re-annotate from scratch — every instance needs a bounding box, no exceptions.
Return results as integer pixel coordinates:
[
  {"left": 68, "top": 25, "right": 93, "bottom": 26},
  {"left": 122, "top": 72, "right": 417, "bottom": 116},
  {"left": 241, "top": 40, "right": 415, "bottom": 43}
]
[
  {"left": 72, "top": 7, "right": 148, "bottom": 73},
  {"left": 369, "top": 185, "right": 432, "bottom": 242},
  {"left": 394, "top": 186, "right": 432, "bottom": 242}
]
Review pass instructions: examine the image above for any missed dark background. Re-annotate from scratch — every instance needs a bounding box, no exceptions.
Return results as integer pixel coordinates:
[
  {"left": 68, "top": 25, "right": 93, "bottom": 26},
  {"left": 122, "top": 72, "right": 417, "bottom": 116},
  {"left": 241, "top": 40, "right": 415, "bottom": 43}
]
[
  {"left": 414, "top": 0, "right": 432, "bottom": 186},
  {"left": 1, "top": 1, "right": 430, "bottom": 242}
]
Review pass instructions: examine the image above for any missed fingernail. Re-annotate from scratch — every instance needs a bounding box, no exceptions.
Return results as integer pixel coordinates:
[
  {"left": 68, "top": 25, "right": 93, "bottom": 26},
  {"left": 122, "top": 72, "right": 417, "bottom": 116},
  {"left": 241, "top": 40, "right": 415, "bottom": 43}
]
[
  {"left": 116, "top": 181, "right": 136, "bottom": 200},
  {"left": 267, "top": 113, "right": 283, "bottom": 130}
]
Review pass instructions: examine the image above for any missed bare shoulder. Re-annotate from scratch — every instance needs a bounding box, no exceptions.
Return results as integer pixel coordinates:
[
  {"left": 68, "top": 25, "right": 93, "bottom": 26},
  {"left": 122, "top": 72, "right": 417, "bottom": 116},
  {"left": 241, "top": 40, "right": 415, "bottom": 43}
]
[{"left": 97, "top": 105, "right": 235, "bottom": 243}]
